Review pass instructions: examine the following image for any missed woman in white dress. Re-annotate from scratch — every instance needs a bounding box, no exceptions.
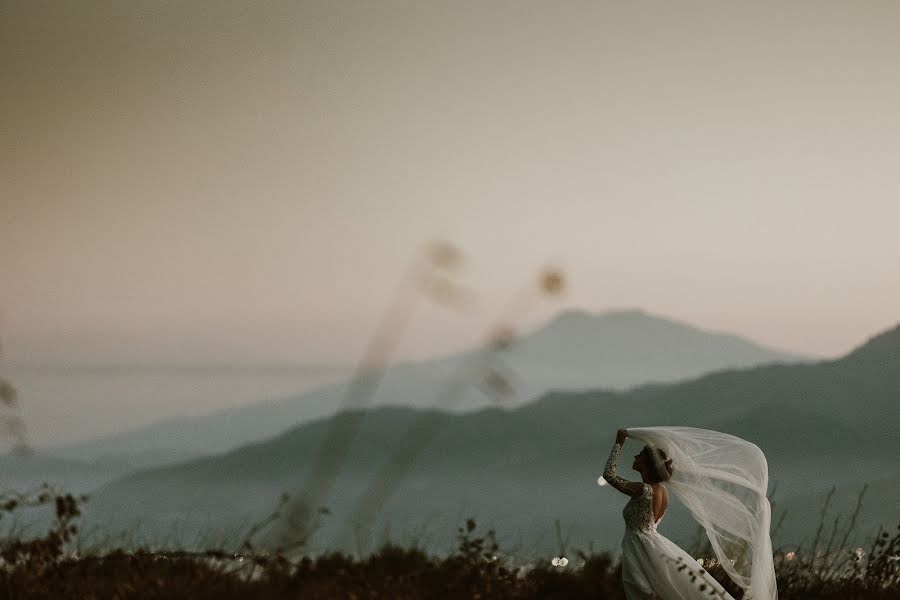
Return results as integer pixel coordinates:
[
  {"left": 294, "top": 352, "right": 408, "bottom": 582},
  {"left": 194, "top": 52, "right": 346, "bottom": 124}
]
[{"left": 603, "top": 427, "right": 778, "bottom": 600}]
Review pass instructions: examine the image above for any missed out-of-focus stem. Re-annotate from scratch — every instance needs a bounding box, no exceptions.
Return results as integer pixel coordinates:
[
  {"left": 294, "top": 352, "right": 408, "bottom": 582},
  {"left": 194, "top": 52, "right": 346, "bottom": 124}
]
[
  {"left": 275, "top": 243, "right": 471, "bottom": 550},
  {"left": 344, "top": 267, "right": 565, "bottom": 550}
]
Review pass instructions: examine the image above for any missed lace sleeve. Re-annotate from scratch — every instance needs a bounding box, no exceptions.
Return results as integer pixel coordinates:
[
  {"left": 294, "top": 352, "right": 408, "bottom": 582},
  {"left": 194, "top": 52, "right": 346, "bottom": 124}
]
[{"left": 603, "top": 442, "right": 630, "bottom": 488}]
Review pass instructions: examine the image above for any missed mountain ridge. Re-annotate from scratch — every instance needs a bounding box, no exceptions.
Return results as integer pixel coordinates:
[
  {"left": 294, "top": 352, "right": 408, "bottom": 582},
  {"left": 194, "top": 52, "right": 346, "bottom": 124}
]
[
  {"left": 47, "top": 308, "right": 805, "bottom": 464},
  {"left": 85, "top": 321, "right": 897, "bottom": 555}
]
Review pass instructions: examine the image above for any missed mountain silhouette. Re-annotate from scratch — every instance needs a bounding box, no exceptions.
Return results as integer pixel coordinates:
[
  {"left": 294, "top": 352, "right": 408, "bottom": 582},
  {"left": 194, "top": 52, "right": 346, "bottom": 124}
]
[
  {"left": 50, "top": 309, "right": 803, "bottom": 464},
  {"left": 84, "top": 322, "right": 895, "bottom": 556}
]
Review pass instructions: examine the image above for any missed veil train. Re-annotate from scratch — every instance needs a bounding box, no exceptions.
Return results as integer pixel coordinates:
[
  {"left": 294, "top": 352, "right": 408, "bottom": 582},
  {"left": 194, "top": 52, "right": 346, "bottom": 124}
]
[{"left": 626, "top": 426, "right": 778, "bottom": 599}]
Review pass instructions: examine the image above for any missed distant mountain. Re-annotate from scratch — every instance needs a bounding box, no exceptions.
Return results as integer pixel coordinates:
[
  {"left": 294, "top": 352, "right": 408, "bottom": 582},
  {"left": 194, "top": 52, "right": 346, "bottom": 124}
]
[
  {"left": 0, "top": 452, "right": 140, "bottom": 493},
  {"left": 51, "top": 309, "right": 804, "bottom": 464},
  {"left": 85, "top": 323, "right": 897, "bottom": 556},
  {"left": 496, "top": 308, "right": 805, "bottom": 390}
]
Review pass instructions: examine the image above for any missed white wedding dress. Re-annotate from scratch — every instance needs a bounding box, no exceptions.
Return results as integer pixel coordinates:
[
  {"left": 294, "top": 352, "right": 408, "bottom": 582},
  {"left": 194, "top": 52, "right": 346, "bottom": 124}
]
[{"left": 604, "top": 441, "right": 736, "bottom": 599}]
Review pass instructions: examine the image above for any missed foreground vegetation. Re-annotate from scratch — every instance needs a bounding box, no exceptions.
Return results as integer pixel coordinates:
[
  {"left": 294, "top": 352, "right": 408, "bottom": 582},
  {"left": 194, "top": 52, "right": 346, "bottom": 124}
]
[{"left": 0, "top": 489, "right": 897, "bottom": 599}]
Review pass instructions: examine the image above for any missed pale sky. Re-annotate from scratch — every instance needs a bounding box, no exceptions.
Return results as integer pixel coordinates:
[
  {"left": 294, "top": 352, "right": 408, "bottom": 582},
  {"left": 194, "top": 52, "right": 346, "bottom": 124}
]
[{"left": 3, "top": 0, "right": 900, "bottom": 367}]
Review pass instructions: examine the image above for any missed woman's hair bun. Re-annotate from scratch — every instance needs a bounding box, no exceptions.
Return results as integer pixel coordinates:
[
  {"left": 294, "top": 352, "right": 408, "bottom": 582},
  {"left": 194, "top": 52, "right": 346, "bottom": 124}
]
[{"left": 645, "top": 447, "right": 675, "bottom": 482}]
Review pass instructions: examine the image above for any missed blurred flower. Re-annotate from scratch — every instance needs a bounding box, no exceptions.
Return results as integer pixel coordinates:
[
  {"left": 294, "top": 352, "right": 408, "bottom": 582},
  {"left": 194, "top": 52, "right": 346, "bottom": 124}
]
[
  {"left": 2, "top": 415, "right": 25, "bottom": 437},
  {"left": 0, "top": 379, "right": 17, "bottom": 406},
  {"left": 426, "top": 240, "right": 463, "bottom": 271},
  {"left": 487, "top": 326, "right": 517, "bottom": 351},
  {"left": 479, "top": 369, "right": 515, "bottom": 402},
  {"left": 539, "top": 268, "right": 565, "bottom": 296},
  {"left": 424, "top": 276, "right": 475, "bottom": 311}
]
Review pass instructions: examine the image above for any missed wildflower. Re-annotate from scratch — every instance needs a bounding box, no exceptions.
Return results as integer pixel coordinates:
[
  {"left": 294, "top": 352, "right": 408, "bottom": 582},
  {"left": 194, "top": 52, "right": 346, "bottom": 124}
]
[
  {"left": 539, "top": 268, "right": 565, "bottom": 296},
  {"left": 0, "top": 380, "right": 16, "bottom": 405},
  {"left": 480, "top": 370, "right": 514, "bottom": 400},
  {"left": 488, "top": 326, "right": 516, "bottom": 351},
  {"left": 426, "top": 240, "right": 463, "bottom": 270}
]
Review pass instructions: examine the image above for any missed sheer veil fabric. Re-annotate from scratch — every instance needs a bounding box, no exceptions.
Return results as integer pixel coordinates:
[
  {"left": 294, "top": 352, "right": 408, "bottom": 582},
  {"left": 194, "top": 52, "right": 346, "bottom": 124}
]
[{"left": 626, "top": 427, "right": 778, "bottom": 599}]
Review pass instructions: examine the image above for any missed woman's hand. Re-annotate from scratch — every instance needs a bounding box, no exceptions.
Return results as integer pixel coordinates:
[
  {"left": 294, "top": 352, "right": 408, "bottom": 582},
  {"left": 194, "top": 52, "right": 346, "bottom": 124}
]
[{"left": 616, "top": 428, "right": 628, "bottom": 445}]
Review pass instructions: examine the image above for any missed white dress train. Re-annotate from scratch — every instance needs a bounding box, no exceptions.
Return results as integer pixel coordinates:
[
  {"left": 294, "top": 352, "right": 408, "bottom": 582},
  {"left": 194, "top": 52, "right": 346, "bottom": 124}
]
[{"left": 604, "top": 442, "right": 736, "bottom": 600}]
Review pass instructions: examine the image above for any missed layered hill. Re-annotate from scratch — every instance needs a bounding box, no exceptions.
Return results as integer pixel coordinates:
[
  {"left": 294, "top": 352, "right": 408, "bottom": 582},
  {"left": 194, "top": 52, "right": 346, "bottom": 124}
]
[
  {"left": 85, "top": 324, "right": 897, "bottom": 556},
  {"left": 52, "top": 309, "right": 803, "bottom": 463}
]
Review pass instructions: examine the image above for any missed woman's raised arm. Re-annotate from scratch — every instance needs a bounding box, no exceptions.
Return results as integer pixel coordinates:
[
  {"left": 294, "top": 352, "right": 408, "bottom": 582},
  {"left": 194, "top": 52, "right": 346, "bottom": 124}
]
[{"left": 602, "top": 429, "right": 645, "bottom": 497}]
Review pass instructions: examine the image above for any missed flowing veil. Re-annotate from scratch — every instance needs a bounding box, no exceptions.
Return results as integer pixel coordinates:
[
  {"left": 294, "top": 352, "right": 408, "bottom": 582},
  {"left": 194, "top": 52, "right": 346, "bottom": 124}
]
[{"left": 627, "top": 427, "right": 778, "bottom": 600}]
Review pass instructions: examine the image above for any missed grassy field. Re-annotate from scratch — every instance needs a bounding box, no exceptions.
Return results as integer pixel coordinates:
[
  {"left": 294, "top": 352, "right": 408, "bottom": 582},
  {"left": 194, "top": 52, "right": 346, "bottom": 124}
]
[{"left": 0, "top": 490, "right": 897, "bottom": 599}]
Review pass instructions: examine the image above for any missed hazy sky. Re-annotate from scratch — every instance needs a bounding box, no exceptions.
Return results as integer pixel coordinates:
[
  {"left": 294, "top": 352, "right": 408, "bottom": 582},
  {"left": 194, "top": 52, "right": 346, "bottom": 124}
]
[{"left": 3, "top": 0, "right": 900, "bottom": 366}]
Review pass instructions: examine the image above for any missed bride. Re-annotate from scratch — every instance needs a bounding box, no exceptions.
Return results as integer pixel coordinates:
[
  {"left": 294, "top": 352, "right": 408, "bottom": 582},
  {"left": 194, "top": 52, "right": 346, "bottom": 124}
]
[{"left": 603, "top": 427, "right": 778, "bottom": 599}]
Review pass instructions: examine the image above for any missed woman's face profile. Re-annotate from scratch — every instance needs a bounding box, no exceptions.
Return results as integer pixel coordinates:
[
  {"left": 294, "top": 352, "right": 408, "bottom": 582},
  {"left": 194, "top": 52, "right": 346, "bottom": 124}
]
[{"left": 632, "top": 450, "right": 646, "bottom": 473}]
